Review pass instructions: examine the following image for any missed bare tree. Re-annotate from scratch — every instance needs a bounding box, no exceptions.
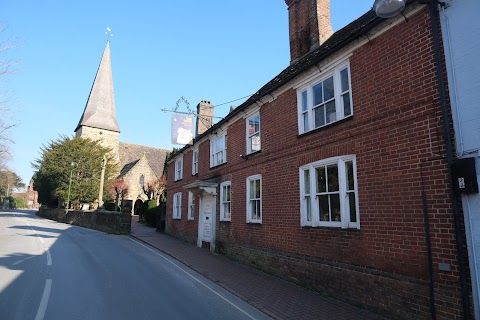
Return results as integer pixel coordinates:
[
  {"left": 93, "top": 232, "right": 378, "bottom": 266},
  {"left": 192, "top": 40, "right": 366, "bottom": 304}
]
[
  {"left": 0, "top": 23, "right": 21, "bottom": 169},
  {"left": 142, "top": 176, "right": 166, "bottom": 205},
  {"left": 108, "top": 179, "right": 129, "bottom": 212}
]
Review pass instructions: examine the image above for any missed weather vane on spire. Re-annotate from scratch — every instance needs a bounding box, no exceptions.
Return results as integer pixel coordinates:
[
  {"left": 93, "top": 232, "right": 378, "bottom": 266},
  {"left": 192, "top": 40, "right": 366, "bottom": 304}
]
[{"left": 105, "top": 27, "right": 113, "bottom": 41}]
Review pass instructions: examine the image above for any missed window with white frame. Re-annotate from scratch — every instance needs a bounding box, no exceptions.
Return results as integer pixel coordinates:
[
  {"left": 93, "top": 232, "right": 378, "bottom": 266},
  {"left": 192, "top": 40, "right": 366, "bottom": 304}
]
[
  {"left": 210, "top": 132, "right": 227, "bottom": 167},
  {"left": 173, "top": 192, "right": 182, "bottom": 219},
  {"left": 246, "top": 175, "right": 262, "bottom": 223},
  {"left": 298, "top": 61, "right": 352, "bottom": 134},
  {"left": 299, "top": 155, "right": 359, "bottom": 229},
  {"left": 192, "top": 149, "right": 198, "bottom": 175},
  {"left": 220, "top": 181, "right": 231, "bottom": 221},
  {"left": 246, "top": 114, "right": 260, "bottom": 154},
  {"left": 175, "top": 156, "right": 183, "bottom": 181},
  {"left": 188, "top": 191, "right": 195, "bottom": 220}
]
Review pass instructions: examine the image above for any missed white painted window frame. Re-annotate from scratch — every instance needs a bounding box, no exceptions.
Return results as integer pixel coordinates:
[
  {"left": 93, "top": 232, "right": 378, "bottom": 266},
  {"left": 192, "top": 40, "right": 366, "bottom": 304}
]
[
  {"left": 210, "top": 132, "right": 227, "bottom": 167},
  {"left": 192, "top": 148, "right": 198, "bottom": 175},
  {"left": 173, "top": 192, "right": 182, "bottom": 220},
  {"left": 299, "top": 155, "right": 359, "bottom": 229},
  {"left": 246, "top": 113, "right": 261, "bottom": 154},
  {"left": 175, "top": 156, "right": 183, "bottom": 181},
  {"left": 220, "top": 181, "right": 232, "bottom": 221},
  {"left": 188, "top": 191, "right": 195, "bottom": 220},
  {"left": 246, "top": 174, "right": 262, "bottom": 224},
  {"left": 297, "top": 60, "right": 353, "bottom": 135}
]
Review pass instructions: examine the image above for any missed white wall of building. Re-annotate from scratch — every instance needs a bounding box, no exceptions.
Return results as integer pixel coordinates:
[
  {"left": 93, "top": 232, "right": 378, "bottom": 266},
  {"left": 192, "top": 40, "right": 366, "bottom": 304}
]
[{"left": 440, "top": 0, "right": 480, "bottom": 318}]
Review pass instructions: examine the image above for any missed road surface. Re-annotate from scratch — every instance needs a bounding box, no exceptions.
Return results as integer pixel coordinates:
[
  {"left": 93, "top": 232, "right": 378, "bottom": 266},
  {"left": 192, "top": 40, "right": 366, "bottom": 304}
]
[{"left": 0, "top": 209, "right": 270, "bottom": 320}]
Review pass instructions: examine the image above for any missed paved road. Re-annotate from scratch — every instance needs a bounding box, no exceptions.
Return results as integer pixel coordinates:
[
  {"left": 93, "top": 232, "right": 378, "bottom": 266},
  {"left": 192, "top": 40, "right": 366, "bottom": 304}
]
[{"left": 0, "top": 209, "right": 270, "bottom": 320}]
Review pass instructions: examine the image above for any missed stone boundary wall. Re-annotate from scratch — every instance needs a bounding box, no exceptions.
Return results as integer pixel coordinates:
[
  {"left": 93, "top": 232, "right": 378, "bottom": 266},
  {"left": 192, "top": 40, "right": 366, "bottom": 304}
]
[{"left": 38, "top": 208, "right": 131, "bottom": 234}]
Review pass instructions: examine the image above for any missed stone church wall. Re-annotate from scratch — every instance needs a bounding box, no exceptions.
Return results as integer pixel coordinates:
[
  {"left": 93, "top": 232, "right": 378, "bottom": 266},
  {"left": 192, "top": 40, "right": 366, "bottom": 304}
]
[
  {"left": 123, "top": 157, "right": 157, "bottom": 204},
  {"left": 76, "top": 126, "right": 120, "bottom": 160}
]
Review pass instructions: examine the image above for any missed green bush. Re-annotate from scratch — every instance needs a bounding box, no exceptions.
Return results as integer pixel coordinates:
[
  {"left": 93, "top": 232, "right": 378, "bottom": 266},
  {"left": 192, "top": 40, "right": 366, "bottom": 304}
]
[
  {"left": 15, "top": 197, "right": 27, "bottom": 208},
  {"left": 7, "top": 197, "right": 28, "bottom": 209},
  {"left": 156, "top": 202, "right": 166, "bottom": 232},
  {"left": 143, "top": 200, "right": 159, "bottom": 227},
  {"left": 6, "top": 196, "right": 27, "bottom": 209},
  {"left": 6, "top": 196, "right": 16, "bottom": 208},
  {"left": 139, "top": 199, "right": 156, "bottom": 214}
]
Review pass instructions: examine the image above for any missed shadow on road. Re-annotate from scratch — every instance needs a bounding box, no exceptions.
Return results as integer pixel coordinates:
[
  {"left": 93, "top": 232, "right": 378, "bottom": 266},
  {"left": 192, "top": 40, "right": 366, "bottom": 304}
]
[{"left": 0, "top": 209, "right": 65, "bottom": 319}]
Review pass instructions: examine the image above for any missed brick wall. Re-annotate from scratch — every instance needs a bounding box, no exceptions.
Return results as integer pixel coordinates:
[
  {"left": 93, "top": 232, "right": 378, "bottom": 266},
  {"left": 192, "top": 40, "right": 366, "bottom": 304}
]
[
  {"left": 166, "top": 7, "right": 469, "bottom": 319},
  {"left": 38, "top": 208, "right": 131, "bottom": 234},
  {"left": 166, "top": 149, "right": 200, "bottom": 244}
]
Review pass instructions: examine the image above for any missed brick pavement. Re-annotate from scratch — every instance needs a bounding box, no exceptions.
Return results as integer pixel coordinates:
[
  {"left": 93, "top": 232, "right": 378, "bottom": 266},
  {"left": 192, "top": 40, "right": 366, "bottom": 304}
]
[{"left": 130, "top": 218, "right": 386, "bottom": 320}]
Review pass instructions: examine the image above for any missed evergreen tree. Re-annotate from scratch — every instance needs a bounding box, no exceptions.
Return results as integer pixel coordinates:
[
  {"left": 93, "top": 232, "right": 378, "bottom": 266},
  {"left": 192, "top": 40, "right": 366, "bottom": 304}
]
[{"left": 32, "top": 136, "right": 118, "bottom": 207}]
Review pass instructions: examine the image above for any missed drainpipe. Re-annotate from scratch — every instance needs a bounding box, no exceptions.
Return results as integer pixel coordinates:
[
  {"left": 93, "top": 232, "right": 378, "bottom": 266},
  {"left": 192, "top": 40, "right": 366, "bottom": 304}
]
[
  {"left": 425, "top": 1, "right": 470, "bottom": 318},
  {"left": 421, "top": 159, "right": 437, "bottom": 319}
]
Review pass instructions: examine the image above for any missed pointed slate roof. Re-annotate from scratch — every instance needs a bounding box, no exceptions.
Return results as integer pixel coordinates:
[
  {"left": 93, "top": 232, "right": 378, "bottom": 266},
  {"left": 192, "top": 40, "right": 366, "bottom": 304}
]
[{"left": 75, "top": 41, "right": 120, "bottom": 133}]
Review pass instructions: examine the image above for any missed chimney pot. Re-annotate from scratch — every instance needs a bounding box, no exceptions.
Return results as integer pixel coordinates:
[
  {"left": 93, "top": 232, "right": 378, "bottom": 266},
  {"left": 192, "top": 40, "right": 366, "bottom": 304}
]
[
  {"left": 285, "top": 0, "right": 333, "bottom": 63},
  {"left": 195, "top": 100, "right": 214, "bottom": 137}
]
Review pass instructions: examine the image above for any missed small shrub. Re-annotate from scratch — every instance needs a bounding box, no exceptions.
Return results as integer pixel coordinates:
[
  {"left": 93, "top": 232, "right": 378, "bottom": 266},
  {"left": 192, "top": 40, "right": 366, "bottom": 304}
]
[
  {"left": 143, "top": 200, "right": 160, "bottom": 227},
  {"left": 156, "top": 202, "right": 166, "bottom": 233},
  {"left": 7, "top": 196, "right": 27, "bottom": 209},
  {"left": 15, "top": 197, "right": 27, "bottom": 208},
  {"left": 140, "top": 199, "right": 156, "bottom": 214}
]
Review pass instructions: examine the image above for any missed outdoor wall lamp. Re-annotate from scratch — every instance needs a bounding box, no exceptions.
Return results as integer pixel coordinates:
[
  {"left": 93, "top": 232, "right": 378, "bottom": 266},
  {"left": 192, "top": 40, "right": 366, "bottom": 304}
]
[
  {"left": 373, "top": 0, "right": 446, "bottom": 18},
  {"left": 373, "top": 0, "right": 406, "bottom": 18}
]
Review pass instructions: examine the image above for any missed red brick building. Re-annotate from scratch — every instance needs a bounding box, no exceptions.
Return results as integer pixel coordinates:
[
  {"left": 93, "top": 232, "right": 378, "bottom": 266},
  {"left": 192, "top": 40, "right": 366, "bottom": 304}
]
[
  {"left": 12, "top": 180, "right": 39, "bottom": 209},
  {"left": 166, "top": 1, "right": 470, "bottom": 318}
]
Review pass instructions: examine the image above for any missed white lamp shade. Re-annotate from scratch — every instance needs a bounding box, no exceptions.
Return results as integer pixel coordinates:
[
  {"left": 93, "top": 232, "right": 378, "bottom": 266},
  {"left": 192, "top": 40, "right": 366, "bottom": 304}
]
[{"left": 374, "top": 0, "right": 406, "bottom": 18}]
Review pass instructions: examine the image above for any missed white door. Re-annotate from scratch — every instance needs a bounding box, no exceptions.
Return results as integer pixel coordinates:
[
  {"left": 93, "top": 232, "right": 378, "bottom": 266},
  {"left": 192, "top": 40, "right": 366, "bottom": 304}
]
[{"left": 201, "top": 196, "right": 213, "bottom": 242}]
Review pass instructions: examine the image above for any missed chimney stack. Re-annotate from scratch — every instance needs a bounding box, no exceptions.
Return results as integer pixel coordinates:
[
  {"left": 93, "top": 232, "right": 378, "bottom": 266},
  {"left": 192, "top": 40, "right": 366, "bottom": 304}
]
[
  {"left": 285, "top": 0, "right": 333, "bottom": 64},
  {"left": 196, "top": 100, "right": 214, "bottom": 137}
]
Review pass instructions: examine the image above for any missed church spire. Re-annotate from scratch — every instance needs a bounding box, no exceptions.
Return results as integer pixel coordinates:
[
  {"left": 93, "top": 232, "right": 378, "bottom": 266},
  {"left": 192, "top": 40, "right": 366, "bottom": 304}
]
[{"left": 75, "top": 40, "right": 120, "bottom": 133}]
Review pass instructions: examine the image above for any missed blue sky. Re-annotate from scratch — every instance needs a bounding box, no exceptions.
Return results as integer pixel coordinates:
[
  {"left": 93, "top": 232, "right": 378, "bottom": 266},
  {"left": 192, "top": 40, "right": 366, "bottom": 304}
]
[{"left": 2, "top": 1, "right": 373, "bottom": 186}]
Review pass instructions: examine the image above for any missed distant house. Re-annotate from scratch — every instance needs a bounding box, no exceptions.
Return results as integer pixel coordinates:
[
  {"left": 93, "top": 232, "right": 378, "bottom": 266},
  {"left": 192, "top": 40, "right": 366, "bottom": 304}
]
[
  {"left": 12, "top": 180, "right": 39, "bottom": 209},
  {"left": 165, "top": 0, "right": 472, "bottom": 319},
  {"left": 74, "top": 41, "right": 169, "bottom": 213}
]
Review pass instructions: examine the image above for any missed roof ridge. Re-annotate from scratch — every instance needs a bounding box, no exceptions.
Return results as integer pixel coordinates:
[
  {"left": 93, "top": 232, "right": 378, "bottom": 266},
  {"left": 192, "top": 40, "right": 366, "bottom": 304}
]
[{"left": 119, "top": 141, "right": 171, "bottom": 152}]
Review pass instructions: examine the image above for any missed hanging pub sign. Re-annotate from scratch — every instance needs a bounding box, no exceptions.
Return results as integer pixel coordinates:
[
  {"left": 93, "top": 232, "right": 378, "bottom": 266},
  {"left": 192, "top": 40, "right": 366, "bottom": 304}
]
[{"left": 171, "top": 114, "right": 193, "bottom": 145}]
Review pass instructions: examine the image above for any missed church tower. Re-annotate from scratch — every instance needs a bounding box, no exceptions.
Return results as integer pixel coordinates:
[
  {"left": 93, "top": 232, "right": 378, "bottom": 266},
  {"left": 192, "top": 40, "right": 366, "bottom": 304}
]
[{"left": 75, "top": 40, "right": 120, "bottom": 160}]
